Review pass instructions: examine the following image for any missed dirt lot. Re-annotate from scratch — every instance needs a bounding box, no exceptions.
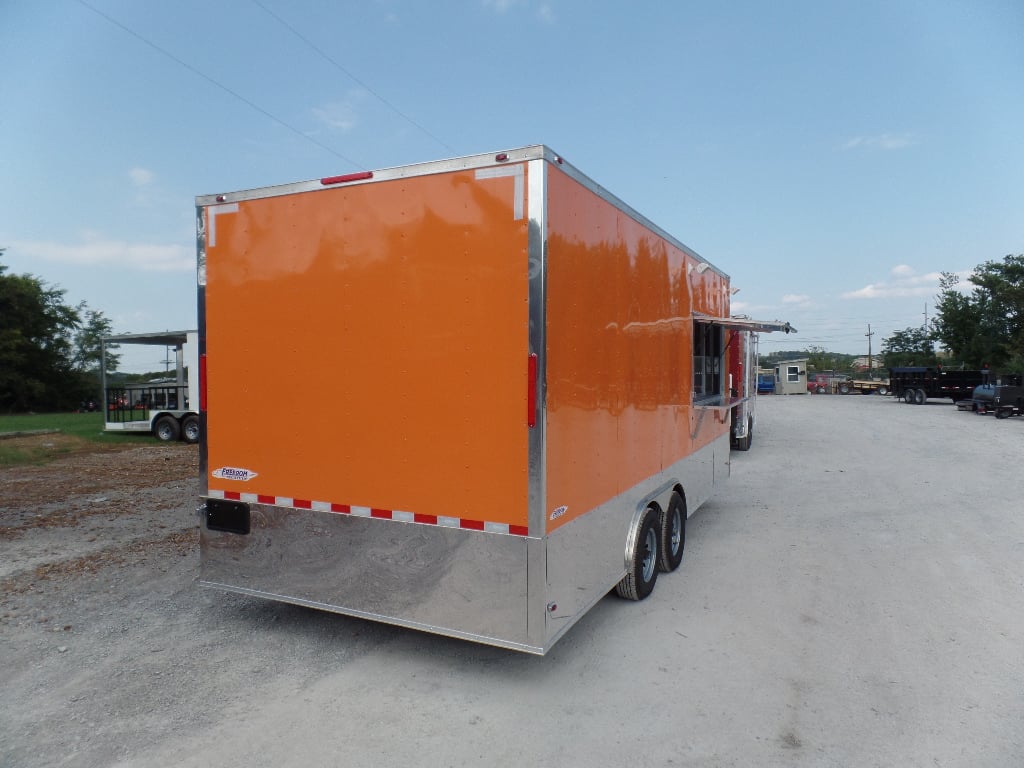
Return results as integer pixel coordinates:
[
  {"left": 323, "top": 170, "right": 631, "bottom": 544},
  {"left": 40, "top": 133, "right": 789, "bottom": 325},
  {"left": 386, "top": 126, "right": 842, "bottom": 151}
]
[{"left": 1, "top": 397, "right": 1022, "bottom": 768}]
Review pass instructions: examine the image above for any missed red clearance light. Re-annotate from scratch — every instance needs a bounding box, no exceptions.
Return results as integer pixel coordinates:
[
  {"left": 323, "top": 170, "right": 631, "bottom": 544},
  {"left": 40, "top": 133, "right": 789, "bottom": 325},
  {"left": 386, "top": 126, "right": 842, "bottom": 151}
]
[
  {"left": 215, "top": 195, "right": 227, "bottom": 202},
  {"left": 321, "top": 171, "right": 374, "bottom": 185},
  {"left": 199, "top": 353, "right": 208, "bottom": 412},
  {"left": 495, "top": 152, "right": 509, "bottom": 162}
]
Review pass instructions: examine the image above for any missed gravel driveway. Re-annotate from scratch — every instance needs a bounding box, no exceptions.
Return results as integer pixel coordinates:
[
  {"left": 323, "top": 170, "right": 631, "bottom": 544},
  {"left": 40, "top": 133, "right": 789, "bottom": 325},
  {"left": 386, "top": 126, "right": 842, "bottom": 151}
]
[{"left": 1, "top": 395, "right": 1021, "bottom": 767}]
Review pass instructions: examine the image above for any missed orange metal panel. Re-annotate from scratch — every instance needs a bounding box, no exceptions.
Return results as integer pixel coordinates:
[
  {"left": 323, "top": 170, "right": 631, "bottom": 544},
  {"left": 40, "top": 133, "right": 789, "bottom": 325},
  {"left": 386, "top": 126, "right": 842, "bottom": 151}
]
[
  {"left": 544, "top": 166, "right": 730, "bottom": 532},
  {"left": 204, "top": 167, "right": 530, "bottom": 526}
]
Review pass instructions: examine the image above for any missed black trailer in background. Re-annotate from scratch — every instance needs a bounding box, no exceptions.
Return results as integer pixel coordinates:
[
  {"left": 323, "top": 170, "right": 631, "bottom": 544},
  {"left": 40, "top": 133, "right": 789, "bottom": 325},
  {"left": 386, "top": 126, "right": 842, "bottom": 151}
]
[
  {"left": 890, "top": 366, "right": 1024, "bottom": 406},
  {"left": 890, "top": 367, "right": 986, "bottom": 404}
]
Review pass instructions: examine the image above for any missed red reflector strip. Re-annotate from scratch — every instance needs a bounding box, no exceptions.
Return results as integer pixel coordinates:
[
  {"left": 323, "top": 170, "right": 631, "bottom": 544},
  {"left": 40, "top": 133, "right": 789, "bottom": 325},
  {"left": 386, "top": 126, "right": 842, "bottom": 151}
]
[
  {"left": 205, "top": 490, "right": 527, "bottom": 536},
  {"left": 527, "top": 353, "right": 538, "bottom": 428},
  {"left": 321, "top": 171, "right": 373, "bottom": 185}
]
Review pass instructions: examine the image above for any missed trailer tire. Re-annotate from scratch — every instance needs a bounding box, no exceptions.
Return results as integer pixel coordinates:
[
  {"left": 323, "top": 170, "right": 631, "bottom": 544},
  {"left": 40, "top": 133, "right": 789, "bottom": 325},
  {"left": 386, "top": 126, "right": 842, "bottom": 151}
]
[
  {"left": 657, "top": 492, "right": 686, "bottom": 573},
  {"left": 903, "top": 390, "right": 915, "bottom": 404},
  {"left": 878, "top": 385, "right": 889, "bottom": 396},
  {"left": 154, "top": 416, "right": 180, "bottom": 442},
  {"left": 616, "top": 506, "right": 660, "bottom": 601},
  {"left": 995, "top": 408, "right": 1010, "bottom": 420},
  {"left": 735, "top": 416, "right": 753, "bottom": 451},
  {"left": 181, "top": 415, "right": 200, "bottom": 444},
  {"left": 914, "top": 388, "right": 927, "bottom": 405},
  {"left": 839, "top": 383, "right": 851, "bottom": 395}
]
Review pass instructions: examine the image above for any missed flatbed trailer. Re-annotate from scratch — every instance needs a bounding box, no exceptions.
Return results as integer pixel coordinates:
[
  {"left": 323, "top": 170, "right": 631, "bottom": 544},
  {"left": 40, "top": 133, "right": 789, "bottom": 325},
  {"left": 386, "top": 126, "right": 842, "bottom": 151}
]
[
  {"left": 195, "top": 145, "right": 792, "bottom": 654},
  {"left": 829, "top": 379, "right": 889, "bottom": 395}
]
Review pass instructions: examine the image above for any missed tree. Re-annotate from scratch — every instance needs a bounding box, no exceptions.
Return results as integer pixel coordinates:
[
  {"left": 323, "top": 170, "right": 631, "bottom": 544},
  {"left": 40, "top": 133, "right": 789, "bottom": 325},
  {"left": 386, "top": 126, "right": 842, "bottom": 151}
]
[
  {"left": 72, "top": 308, "right": 120, "bottom": 373},
  {"left": 881, "top": 326, "right": 937, "bottom": 368},
  {"left": 0, "top": 260, "right": 81, "bottom": 411},
  {"left": 0, "top": 251, "right": 118, "bottom": 412},
  {"left": 932, "top": 255, "right": 1024, "bottom": 369}
]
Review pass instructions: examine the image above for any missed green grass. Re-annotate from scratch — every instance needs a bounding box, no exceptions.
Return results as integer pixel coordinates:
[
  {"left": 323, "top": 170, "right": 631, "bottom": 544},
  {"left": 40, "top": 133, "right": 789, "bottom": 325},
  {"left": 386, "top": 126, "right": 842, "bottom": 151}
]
[{"left": 0, "top": 412, "right": 152, "bottom": 466}]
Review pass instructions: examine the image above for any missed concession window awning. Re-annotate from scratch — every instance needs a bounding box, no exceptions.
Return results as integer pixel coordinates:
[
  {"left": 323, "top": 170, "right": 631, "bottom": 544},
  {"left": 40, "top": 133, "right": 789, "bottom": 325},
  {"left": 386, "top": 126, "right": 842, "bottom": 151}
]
[
  {"left": 693, "top": 313, "right": 797, "bottom": 335},
  {"left": 102, "top": 330, "right": 196, "bottom": 347}
]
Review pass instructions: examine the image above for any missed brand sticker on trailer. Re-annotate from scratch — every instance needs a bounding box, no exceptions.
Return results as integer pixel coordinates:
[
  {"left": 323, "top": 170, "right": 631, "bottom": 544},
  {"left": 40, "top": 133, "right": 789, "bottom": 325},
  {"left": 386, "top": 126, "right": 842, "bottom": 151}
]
[
  {"left": 550, "top": 505, "right": 568, "bottom": 521},
  {"left": 212, "top": 467, "right": 259, "bottom": 482}
]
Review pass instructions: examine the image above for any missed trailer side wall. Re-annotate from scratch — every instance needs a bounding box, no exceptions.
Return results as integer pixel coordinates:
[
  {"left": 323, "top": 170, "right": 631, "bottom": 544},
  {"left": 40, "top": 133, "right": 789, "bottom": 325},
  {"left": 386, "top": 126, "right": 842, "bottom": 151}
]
[{"left": 540, "top": 164, "right": 732, "bottom": 636}]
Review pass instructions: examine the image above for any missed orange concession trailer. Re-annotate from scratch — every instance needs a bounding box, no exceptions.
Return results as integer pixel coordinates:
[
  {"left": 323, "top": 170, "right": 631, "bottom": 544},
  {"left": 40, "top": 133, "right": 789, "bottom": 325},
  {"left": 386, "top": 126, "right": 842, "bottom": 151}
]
[{"left": 196, "top": 146, "right": 793, "bottom": 654}]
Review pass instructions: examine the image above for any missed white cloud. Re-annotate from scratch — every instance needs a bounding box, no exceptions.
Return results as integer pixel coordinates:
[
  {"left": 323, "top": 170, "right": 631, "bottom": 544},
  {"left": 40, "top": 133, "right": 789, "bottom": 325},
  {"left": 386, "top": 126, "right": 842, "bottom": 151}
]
[
  {"left": 482, "top": 0, "right": 553, "bottom": 19},
  {"left": 129, "top": 167, "right": 155, "bottom": 186},
  {"left": 782, "top": 294, "right": 811, "bottom": 305},
  {"left": 842, "top": 265, "right": 969, "bottom": 299},
  {"left": 843, "top": 133, "right": 916, "bottom": 151},
  {"left": 11, "top": 237, "right": 193, "bottom": 272},
  {"left": 311, "top": 100, "right": 358, "bottom": 133},
  {"left": 482, "top": 0, "right": 523, "bottom": 11}
]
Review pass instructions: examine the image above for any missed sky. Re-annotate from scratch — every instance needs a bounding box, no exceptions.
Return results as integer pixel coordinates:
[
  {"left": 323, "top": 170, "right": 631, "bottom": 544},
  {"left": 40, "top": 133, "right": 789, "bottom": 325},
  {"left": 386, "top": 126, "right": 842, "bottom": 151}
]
[{"left": 2, "top": 0, "right": 1022, "bottom": 371}]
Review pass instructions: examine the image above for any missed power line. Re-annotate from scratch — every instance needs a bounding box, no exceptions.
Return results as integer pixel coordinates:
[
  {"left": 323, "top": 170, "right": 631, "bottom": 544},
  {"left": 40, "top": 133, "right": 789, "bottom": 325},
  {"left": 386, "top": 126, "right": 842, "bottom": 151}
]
[
  {"left": 75, "top": 0, "right": 366, "bottom": 170},
  {"left": 251, "top": 0, "right": 456, "bottom": 155}
]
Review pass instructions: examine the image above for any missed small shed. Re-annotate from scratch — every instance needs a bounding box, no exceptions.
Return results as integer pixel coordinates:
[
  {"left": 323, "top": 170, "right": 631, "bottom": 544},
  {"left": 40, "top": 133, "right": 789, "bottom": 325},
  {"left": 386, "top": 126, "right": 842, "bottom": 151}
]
[{"left": 774, "top": 358, "right": 808, "bottom": 395}]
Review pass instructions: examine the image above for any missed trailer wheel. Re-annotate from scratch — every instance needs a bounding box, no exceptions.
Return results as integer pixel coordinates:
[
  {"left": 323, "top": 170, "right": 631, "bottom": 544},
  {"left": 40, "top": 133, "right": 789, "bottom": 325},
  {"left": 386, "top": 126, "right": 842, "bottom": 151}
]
[
  {"left": 616, "top": 506, "right": 660, "bottom": 601},
  {"left": 903, "top": 390, "right": 915, "bottom": 404},
  {"left": 658, "top": 492, "right": 686, "bottom": 573},
  {"left": 181, "top": 415, "right": 200, "bottom": 443},
  {"left": 839, "top": 383, "right": 851, "bottom": 395},
  {"left": 154, "top": 416, "right": 180, "bottom": 442},
  {"left": 878, "top": 385, "right": 889, "bottom": 396},
  {"left": 734, "top": 416, "right": 753, "bottom": 451},
  {"left": 995, "top": 408, "right": 1010, "bottom": 420},
  {"left": 914, "top": 388, "right": 927, "bottom": 405}
]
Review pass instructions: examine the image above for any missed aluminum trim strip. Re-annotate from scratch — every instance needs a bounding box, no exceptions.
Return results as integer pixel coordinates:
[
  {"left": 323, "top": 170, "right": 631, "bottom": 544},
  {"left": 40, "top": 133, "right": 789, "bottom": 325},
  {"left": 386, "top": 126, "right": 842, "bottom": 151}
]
[
  {"left": 195, "top": 146, "right": 549, "bottom": 207},
  {"left": 527, "top": 158, "right": 548, "bottom": 539}
]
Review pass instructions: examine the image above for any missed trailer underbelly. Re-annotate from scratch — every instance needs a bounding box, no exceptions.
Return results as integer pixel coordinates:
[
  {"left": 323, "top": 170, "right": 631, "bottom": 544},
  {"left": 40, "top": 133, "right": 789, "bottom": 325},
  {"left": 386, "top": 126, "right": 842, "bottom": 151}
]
[{"left": 199, "top": 434, "right": 728, "bottom": 654}]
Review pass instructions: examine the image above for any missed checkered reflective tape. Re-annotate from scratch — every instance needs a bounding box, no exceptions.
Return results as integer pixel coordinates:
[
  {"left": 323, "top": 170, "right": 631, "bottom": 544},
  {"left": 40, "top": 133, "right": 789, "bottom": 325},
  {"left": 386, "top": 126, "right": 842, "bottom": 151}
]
[{"left": 207, "top": 489, "right": 529, "bottom": 536}]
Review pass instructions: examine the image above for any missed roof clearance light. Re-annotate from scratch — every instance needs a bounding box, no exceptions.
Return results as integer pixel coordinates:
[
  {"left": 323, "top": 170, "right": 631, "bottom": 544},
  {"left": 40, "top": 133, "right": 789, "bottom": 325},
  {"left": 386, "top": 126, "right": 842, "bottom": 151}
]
[
  {"left": 495, "top": 152, "right": 509, "bottom": 162},
  {"left": 321, "top": 171, "right": 374, "bottom": 185}
]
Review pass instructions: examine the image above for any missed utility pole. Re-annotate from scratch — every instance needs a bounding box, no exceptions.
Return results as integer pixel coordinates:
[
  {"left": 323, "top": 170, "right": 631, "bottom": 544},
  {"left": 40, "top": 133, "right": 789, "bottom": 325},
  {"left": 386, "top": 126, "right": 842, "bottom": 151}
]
[
  {"left": 865, "top": 324, "right": 874, "bottom": 372},
  {"left": 922, "top": 302, "right": 928, "bottom": 331}
]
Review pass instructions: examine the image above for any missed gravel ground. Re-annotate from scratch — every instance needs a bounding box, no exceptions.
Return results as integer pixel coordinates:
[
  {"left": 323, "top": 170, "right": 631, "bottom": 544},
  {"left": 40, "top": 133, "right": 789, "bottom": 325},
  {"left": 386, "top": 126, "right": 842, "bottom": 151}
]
[{"left": 1, "top": 395, "right": 1022, "bottom": 768}]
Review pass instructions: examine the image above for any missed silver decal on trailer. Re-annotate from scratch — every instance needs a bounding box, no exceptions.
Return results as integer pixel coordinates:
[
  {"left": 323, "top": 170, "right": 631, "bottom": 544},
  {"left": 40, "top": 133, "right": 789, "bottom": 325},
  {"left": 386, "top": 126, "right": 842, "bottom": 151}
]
[
  {"left": 550, "top": 505, "right": 568, "bottom": 521},
  {"left": 212, "top": 466, "right": 259, "bottom": 482},
  {"left": 475, "top": 165, "right": 525, "bottom": 220},
  {"left": 207, "top": 203, "right": 239, "bottom": 248}
]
